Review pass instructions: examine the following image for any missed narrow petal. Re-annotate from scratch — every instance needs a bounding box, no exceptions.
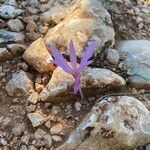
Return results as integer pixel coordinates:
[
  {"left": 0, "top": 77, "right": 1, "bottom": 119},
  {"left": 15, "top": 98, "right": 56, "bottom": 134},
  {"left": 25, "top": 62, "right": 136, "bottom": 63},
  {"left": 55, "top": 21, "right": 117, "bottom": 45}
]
[
  {"left": 79, "top": 41, "right": 97, "bottom": 71},
  {"left": 69, "top": 40, "right": 77, "bottom": 70},
  {"left": 49, "top": 44, "right": 72, "bottom": 74}
]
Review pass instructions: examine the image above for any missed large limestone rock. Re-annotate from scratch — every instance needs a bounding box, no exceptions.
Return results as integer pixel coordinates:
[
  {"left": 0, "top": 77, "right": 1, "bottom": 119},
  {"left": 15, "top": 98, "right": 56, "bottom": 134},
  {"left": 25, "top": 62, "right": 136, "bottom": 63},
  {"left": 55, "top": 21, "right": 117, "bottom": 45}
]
[
  {"left": 117, "top": 40, "right": 150, "bottom": 89},
  {"left": 22, "top": 38, "right": 53, "bottom": 73},
  {"left": 39, "top": 67, "right": 125, "bottom": 102},
  {"left": 44, "top": 0, "right": 115, "bottom": 58},
  {"left": 5, "top": 71, "right": 34, "bottom": 97},
  {"left": 57, "top": 96, "right": 150, "bottom": 150}
]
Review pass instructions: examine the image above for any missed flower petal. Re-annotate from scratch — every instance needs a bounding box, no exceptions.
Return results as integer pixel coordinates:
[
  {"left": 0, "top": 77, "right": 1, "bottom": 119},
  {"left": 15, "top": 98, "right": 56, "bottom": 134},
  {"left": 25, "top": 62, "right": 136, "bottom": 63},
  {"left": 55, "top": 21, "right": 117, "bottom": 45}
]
[
  {"left": 69, "top": 40, "right": 77, "bottom": 70},
  {"left": 79, "top": 41, "right": 97, "bottom": 71},
  {"left": 78, "top": 60, "right": 92, "bottom": 72},
  {"left": 49, "top": 44, "right": 72, "bottom": 74}
]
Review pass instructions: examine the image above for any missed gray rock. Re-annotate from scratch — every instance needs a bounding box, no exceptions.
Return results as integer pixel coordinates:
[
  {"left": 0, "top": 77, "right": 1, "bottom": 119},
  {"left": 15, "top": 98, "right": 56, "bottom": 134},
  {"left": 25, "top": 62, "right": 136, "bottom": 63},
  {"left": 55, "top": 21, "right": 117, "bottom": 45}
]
[
  {"left": 43, "top": 134, "right": 52, "bottom": 148},
  {"left": 12, "top": 123, "right": 25, "bottom": 136},
  {"left": 117, "top": 40, "right": 150, "bottom": 89},
  {"left": 44, "top": 0, "right": 115, "bottom": 58},
  {"left": 20, "top": 145, "right": 28, "bottom": 150},
  {"left": 106, "top": 48, "right": 120, "bottom": 65},
  {"left": 34, "top": 140, "right": 45, "bottom": 148},
  {"left": 7, "top": 43, "right": 26, "bottom": 55},
  {"left": 27, "top": 112, "right": 47, "bottom": 127},
  {"left": 0, "top": 1, "right": 23, "bottom": 19},
  {"left": 0, "top": 47, "right": 13, "bottom": 61},
  {"left": 57, "top": 96, "right": 150, "bottom": 150},
  {"left": 0, "top": 30, "right": 25, "bottom": 44},
  {"left": 40, "top": 67, "right": 125, "bottom": 102},
  {"left": 7, "top": 19, "right": 24, "bottom": 32},
  {"left": 26, "top": 105, "right": 36, "bottom": 112},
  {"left": 22, "top": 38, "right": 53, "bottom": 73},
  {"left": 5, "top": 71, "right": 34, "bottom": 97},
  {"left": 0, "top": 138, "right": 7, "bottom": 146}
]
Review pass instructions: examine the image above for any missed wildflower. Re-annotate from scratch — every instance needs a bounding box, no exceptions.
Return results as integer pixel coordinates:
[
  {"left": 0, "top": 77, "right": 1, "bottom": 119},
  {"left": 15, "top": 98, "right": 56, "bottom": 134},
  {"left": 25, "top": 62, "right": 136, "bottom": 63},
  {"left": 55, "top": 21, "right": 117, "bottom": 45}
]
[{"left": 49, "top": 40, "right": 97, "bottom": 99}]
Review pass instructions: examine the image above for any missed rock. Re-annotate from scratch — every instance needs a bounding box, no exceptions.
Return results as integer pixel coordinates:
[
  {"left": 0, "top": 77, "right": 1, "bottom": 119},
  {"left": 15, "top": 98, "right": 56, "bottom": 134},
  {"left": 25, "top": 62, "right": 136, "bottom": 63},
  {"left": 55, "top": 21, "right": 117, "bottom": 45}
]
[
  {"left": 34, "top": 129, "right": 52, "bottom": 148},
  {"left": 52, "top": 135, "right": 62, "bottom": 142},
  {"left": 34, "top": 140, "right": 45, "bottom": 148},
  {"left": 0, "top": 1, "right": 24, "bottom": 19},
  {"left": 26, "top": 104, "right": 36, "bottom": 112},
  {"left": 27, "top": 92, "right": 39, "bottom": 104},
  {"left": 7, "top": 44, "right": 26, "bottom": 55},
  {"left": 0, "top": 18, "right": 7, "bottom": 28},
  {"left": 35, "top": 83, "right": 44, "bottom": 93},
  {"left": 50, "top": 124, "right": 63, "bottom": 135},
  {"left": 12, "top": 123, "right": 25, "bottom": 136},
  {"left": 21, "top": 134, "right": 30, "bottom": 145},
  {"left": 57, "top": 96, "right": 150, "bottom": 150},
  {"left": 117, "top": 40, "right": 150, "bottom": 89},
  {"left": 34, "top": 129, "right": 46, "bottom": 140},
  {"left": 75, "top": 102, "right": 82, "bottom": 112},
  {"left": 145, "top": 144, "right": 150, "bottom": 150},
  {"left": 40, "top": 0, "right": 72, "bottom": 24},
  {"left": 0, "top": 48, "right": 13, "bottom": 61},
  {"left": 45, "top": 120, "right": 51, "bottom": 129},
  {"left": 43, "top": 134, "right": 52, "bottom": 148},
  {"left": 44, "top": 0, "right": 115, "bottom": 58},
  {"left": 28, "top": 145, "right": 38, "bottom": 150},
  {"left": 5, "top": 71, "right": 34, "bottom": 97},
  {"left": 40, "top": 67, "right": 125, "bottom": 102},
  {"left": 25, "top": 32, "right": 41, "bottom": 41},
  {"left": 7, "top": 19, "right": 24, "bottom": 32},
  {"left": 27, "top": 112, "right": 48, "bottom": 127},
  {"left": 51, "top": 106, "right": 61, "bottom": 115},
  {"left": 22, "top": 38, "right": 53, "bottom": 73},
  {"left": 20, "top": 145, "right": 28, "bottom": 150},
  {"left": 106, "top": 48, "right": 120, "bottom": 65},
  {"left": 26, "top": 20, "right": 37, "bottom": 32},
  {"left": 0, "top": 138, "right": 7, "bottom": 146},
  {"left": 0, "top": 30, "right": 25, "bottom": 44}
]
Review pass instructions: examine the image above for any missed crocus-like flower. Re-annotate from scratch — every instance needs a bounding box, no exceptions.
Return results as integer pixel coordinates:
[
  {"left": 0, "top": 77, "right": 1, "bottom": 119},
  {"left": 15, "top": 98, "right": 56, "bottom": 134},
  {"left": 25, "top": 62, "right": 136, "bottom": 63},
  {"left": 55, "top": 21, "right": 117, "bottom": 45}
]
[{"left": 49, "top": 40, "right": 97, "bottom": 99}]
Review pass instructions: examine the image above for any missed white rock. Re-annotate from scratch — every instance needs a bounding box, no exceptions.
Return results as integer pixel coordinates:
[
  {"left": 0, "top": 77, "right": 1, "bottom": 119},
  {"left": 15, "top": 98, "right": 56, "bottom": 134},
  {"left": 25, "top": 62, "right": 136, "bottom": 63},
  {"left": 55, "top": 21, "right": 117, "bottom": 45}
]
[
  {"left": 57, "top": 96, "right": 150, "bottom": 150},
  {"left": 50, "top": 124, "right": 63, "bottom": 135},
  {"left": 40, "top": 67, "right": 125, "bottom": 102},
  {"left": 27, "top": 112, "right": 47, "bottom": 127},
  {"left": 12, "top": 123, "right": 25, "bottom": 136}
]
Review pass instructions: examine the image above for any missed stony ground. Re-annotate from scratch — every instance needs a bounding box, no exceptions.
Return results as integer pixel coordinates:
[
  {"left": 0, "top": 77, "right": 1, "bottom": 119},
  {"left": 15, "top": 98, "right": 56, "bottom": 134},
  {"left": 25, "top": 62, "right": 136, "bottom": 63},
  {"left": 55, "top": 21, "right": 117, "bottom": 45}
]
[{"left": 0, "top": 0, "right": 150, "bottom": 150}]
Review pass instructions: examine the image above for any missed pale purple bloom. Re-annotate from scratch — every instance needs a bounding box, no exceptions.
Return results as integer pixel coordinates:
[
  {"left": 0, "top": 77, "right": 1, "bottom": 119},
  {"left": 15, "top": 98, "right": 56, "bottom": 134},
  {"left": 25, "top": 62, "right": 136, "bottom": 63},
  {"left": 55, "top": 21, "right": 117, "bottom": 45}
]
[{"left": 49, "top": 40, "right": 97, "bottom": 99}]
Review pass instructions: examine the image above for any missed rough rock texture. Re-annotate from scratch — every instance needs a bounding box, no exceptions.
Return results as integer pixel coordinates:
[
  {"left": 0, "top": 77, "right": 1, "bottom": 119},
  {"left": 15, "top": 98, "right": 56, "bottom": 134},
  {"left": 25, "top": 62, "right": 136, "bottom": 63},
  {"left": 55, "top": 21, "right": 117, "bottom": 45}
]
[
  {"left": 22, "top": 38, "right": 53, "bottom": 73},
  {"left": 0, "top": 30, "right": 25, "bottom": 44},
  {"left": 7, "top": 19, "right": 24, "bottom": 32},
  {"left": 117, "top": 40, "right": 150, "bottom": 89},
  {"left": 40, "top": 0, "right": 73, "bottom": 24},
  {"left": 57, "top": 96, "right": 150, "bottom": 150},
  {"left": 40, "top": 67, "right": 125, "bottom": 102},
  {"left": 5, "top": 71, "right": 34, "bottom": 96},
  {"left": 44, "top": 0, "right": 115, "bottom": 58},
  {"left": 27, "top": 112, "right": 48, "bottom": 127},
  {"left": 0, "top": 0, "right": 24, "bottom": 19}
]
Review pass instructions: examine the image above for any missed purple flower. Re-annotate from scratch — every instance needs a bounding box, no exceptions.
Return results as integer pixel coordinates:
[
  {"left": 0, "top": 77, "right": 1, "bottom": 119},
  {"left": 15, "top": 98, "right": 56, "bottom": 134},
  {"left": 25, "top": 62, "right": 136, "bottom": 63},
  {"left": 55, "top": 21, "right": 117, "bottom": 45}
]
[{"left": 49, "top": 40, "right": 97, "bottom": 99}]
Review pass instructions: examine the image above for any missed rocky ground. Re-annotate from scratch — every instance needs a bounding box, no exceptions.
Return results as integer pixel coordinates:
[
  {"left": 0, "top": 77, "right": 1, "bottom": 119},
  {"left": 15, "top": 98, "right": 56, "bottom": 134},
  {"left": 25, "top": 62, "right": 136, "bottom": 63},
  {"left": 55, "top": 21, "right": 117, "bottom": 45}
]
[{"left": 0, "top": 0, "right": 150, "bottom": 150}]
